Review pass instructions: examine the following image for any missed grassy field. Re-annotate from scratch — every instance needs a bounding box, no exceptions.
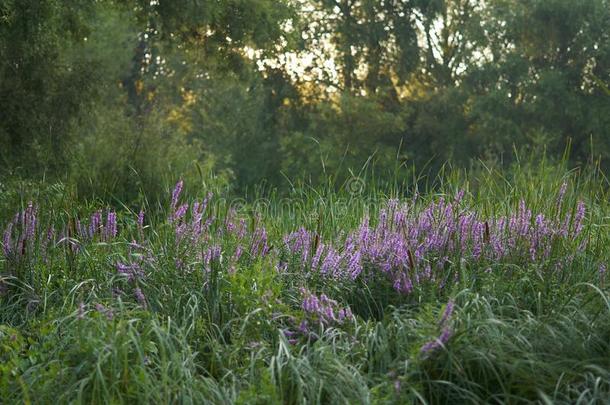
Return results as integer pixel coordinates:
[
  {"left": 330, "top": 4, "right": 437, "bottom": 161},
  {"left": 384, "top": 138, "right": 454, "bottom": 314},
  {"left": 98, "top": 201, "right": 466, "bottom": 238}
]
[{"left": 1, "top": 161, "right": 609, "bottom": 404}]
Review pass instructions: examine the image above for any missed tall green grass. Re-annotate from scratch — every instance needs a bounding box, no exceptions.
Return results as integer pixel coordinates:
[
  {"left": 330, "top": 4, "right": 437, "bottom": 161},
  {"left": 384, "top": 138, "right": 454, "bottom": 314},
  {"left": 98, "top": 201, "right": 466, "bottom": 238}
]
[{"left": 1, "top": 158, "right": 609, "bottom": 404}]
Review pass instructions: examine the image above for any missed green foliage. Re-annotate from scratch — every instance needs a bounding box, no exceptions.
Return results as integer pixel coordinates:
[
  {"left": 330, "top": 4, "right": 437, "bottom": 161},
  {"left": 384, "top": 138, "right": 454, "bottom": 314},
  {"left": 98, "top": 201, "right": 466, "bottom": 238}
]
[
  {"left": 0, "top": 0, "right": 99, "bottom": 173},
  {"left": 68, "top": 103, "right": 229, "bottom": 205},
  {"left": 2, "top": 0, "right": 609, "bottom": 198}
]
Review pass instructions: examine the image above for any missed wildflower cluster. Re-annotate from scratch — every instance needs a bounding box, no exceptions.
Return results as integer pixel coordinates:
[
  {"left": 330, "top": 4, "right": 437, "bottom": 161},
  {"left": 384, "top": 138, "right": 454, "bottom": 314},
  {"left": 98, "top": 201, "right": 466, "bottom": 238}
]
[
  {"left": 73, "top": 209, "right": 118, "bottom": 242},
  {"left": 167, "top": 181, "right": 269, "bottom": 274},
  {"left": 2, "top": 202, "right": 38, "bottom": 260},
  {"left": 282, "top": 288, "right": 354, "bottom": 343},
  {"left": 300, "top": 288, "right": 353, "bottom": 326},
  {"left": 0, "top": 182, "right": 597, "bottom": 325},
  {"left": 281, "top": 191, "right": 588, "bottom": 295}
]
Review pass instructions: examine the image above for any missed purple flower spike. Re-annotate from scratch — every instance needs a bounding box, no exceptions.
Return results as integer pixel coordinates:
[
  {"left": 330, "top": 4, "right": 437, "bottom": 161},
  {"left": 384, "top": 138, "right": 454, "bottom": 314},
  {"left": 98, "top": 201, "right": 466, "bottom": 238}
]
[
  {"left": 137, "top": 210, "right": 145, "bottom": 229},
  {"left": 439, "top": 300, "right": 454, "bottom": 326},
  {"left": 300, "top": 289, "right": 352, "bottom": 327},
  {"left": 557, "top": 182, "right": 568, "bottom": 207},
  {"left": 116, "top": 261, "right": 144, "bottom": 281},
  {"left": 89, "top": 211, "right": 102, "bottom": 238},
  {"left": 2, "top": 222, "right": 13, "bottom": 257},
  {"left": 24, "top": 202, "right": 37, "bottom": 242},
  {"left": 171, "top": 180, "right": 184, "bottom": 210},
  {"left": 421, "top": 327, "right": 453, "bottom": 355},
  {"left": 105, "top": 211, "right": 117, "bottom": 241},
  {"left": 572, "top": 200, "right": 586, "bottom": 236},
  {"left": 134, "top": 287, "right": 147, "bottom": 307}
]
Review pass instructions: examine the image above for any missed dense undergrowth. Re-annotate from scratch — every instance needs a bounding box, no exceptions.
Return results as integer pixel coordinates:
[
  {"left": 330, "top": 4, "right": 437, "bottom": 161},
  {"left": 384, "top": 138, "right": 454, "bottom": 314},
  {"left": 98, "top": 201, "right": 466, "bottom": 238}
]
[{"left": 1, "top": 161, "right": 609, "bottom": 404}]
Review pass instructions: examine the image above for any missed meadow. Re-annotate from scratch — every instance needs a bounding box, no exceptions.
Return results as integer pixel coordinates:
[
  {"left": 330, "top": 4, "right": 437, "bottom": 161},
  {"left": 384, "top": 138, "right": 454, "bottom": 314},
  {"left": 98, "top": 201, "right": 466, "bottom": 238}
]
[{"left": 1, "top": 160, "right": 609, "bottom": 404}]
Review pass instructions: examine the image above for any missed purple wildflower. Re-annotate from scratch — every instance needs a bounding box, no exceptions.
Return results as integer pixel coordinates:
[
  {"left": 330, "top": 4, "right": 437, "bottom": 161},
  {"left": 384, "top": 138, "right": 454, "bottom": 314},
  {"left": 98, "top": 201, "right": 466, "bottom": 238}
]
[
  {"left": 171, "top": 180, "right": 184, "bottom": 211},
  {"left": 137, "top": 210, "right": 145, "bottom": 230},
  {"left": 233, "top": 245, "right": 243, "bottom": 262},
  {"left": 89, "top": 211, "right": 102, "bottom": 238},
  {"left": 134, "top": 287, "right": 147, "bottom": 307},
  {"left": 2, "top": 222, "right": 13, "bottom": 257},
  {"left": 172, "top": 204, "right": 188, "bottom": 224},
  {"left": 454, "top": 189, "right": 465, "bottom": 204},
  {"left": 421, "top": 327, "right": 453, "bottom": 355},
  {"left": 250, "top": 226, "right": 269, "bottom": 256},
  {"left": 40, "top": 226, "right": 55, "bottom": 263},
  {"left": 24, "top": 202, "right": 37, "bottom": 242},
  {"left": 311, "top": 242, "right": 325, "bottom": 271},
  {"left": 237, "top": 219, "right": 247, "bottom": 239},
  {"left": 557, "top": 182, "right": 568, "bottom": 207},
  {"left": 105, "top": 211, "right": 117, "bottom": 240},
  {"left": 116, "top": 262, "right": 144, "bottom": 281},
  {"left": 298, "top": 320, "right": 309, "bottom": 334},
  {"left": 300, "top": 289, "right": 352, "bottom": 326},
  {"left": 572, "top": 200, "right": 586, "bottom": 236},
  {"left": 421, "top": 300, "right": 456, "bottom": 355},
  {"left": 283, "top": 329, "right": 297, "bottom": 338},
  {"left": 203, "top": 245, "right": 222, "bottom": 270},
  {"left": 439, "top": 300, "right": 454, "bottom": 326},
  {"left": 346, "top": 250, "right": 362, "bottom": 279}
]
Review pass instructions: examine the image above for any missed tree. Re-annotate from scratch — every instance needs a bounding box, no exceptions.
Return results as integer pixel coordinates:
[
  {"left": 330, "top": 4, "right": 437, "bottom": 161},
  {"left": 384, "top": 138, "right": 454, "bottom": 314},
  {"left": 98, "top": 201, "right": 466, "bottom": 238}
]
[
  {"left": 0, "top": 0, "right": 99, "bottom": 172},
  {"left": 465, "top": 0, "right": 610, "bottom": 162}
]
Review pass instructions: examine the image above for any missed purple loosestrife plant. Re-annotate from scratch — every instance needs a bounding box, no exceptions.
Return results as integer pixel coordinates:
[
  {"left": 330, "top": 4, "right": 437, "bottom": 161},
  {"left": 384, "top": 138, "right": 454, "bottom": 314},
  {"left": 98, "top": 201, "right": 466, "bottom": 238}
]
[
  {"left": 250, "top": 225, "right": 269, "bottom": 257},
  {"left": 172, "top": 204, "right": 189, "bottom": 225},
  {"left": 40, "top": 226, "right": 55, "bottom": 263},
  {"left": 203, "top": 244, "right": 222, "bottom": 271},
  {"left": 105, "top": 211, "right": 117, "bottom": 241},
  {"left": 2, "top": 204, "right": 38, "bottom": 260},
  {"left": 572, "top": 200, "right": 586, "bottom": 237},
  {"left": 137, "top": 210, "right": 145, "bottom": 230},
  {"left": 134, "top": 287, "right": 147, "bottom": 307},
  {"left": 421, "top": 327, "right": 453, "bottom": 355},
  {"left": 421, "top": 299, "right": 456, "bottom": 356},
  {"left": 557, "top": 182, "right": 568, "bottom": 207},
  {"left": 277, "top": 192, "right": 590, "bottom": 297},
  {"left": 89, "top": 211, "right": 102, "bottom": 238},
  {"left": 171, "top": 180, "right": 184, "bottom": 212},
  {"left": 167, "top": 188, "right": 216, "bottom": 252},
  {"left": 300, "top": 288, "right": 353, "bottom": 327},
  {"left": 116, "top": 262, "right": 145, "bottom": 282},
  {"left": 2, "top": 221, "right": 13, "bottom": 257},
  {"left": 439, "top": 299, "right": 454, "bottom": 326},
  {"left": 23, "top": 202, "right": 37, "bottom": 243}
]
